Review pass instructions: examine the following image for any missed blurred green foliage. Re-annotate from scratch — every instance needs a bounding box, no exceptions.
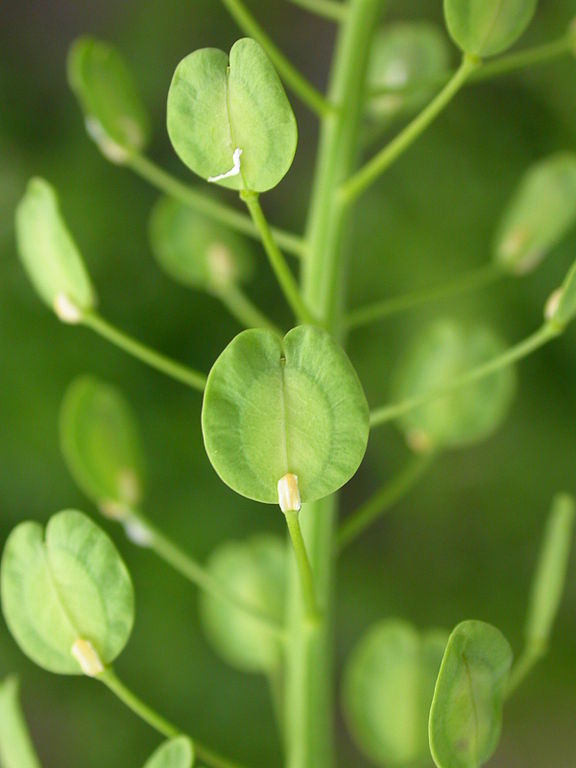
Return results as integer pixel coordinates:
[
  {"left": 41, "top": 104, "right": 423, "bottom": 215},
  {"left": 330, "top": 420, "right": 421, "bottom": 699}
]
[{"left": 1, "top": 1, "right": 575, "bottom": 766}]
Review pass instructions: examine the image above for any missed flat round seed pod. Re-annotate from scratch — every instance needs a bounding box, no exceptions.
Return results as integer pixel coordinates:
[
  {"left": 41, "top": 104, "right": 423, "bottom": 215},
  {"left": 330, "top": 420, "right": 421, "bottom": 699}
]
[
  {"left": 15, "top": 178, "right": 96, "bottom": 321},
  {"left": 167, "top": 38, "right": 298, "bottom": 193},
  {"left": 200, "top": 535, "right": 285, "bottom": 673},
  {"left": 1, "top": 510, "right": 134, "bottom": 675},
  {"left": 444, "top": 0, "right": 537, "bottom": 57},
  {"left": 68, "top": 37, "right": 150, "bottom": 162},
  {"left": 369, "top": 23, "right": 451, "bottom": 121},
  {"left": 202, "top": 326, "right": 370, "bottom": 504},
  {"left": 143, "top": 738, "right": 194, "bottom": 768},
  {"left": 60, "top": 376, "right": 145, "bottom": 514},
  {"left": 494, "top": 153, "right": 576, "bottom": 275},
  {"left": 429, "top": 620, "right": 513, "bottom": 768},
  {"left": 343, "top": 620, "right": 448, "bottom": 767},
  {"left": 149, "top": 196, "right": 254, "bottom": 292},
  {"left": 392, "top": 320, "right": 515, "bottom": 452}
]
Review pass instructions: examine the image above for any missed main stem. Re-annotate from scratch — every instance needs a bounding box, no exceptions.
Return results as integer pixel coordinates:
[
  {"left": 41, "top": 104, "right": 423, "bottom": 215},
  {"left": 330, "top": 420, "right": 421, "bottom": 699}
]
[{"left": 284, "top": 2, "right": 382, "bottom": 767}]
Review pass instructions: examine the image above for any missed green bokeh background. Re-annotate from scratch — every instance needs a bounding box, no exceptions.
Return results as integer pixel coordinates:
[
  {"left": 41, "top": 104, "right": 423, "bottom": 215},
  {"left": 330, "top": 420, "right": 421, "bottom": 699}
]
[{"left": 1, "top": 1, "right": 575, "bottom": 766}]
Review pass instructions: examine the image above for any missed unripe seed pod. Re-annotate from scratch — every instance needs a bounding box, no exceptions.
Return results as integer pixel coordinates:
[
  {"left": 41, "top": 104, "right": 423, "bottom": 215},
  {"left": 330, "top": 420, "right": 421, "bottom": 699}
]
[{"left": 444, "top": 0, "right": 538, "bottom": 57}]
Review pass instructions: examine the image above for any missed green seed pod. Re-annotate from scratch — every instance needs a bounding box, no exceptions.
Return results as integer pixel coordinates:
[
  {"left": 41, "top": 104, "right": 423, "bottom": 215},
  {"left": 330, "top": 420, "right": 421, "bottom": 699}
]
[
  {"left": 15, "top": 178, "right": 96, "bottom": 323},
  {"left": 545, "top": 258, "right": 576, "bottom": 329},
  {"left": 143, "top": 738, "right": 194, "bottom": 768},
  {"left": 429, "top": 621, "right": 513, "bottom": 768},
  {"left": 68, "top": 37, "right": 150, "bottom": 163},
  {"left": 1, "top": 510, "right": 134, "bottom": 675},
  {"left": 494, "top": 153, "right": 576, "bottom": 275},
  {"left": 443, "top": 0, "right": 538, "bottom": 57},
  {"left": 167, "top": 38, "right": 298, "bottom": 193},
  {"left": 368, "top": 23, "right": 451, "bottom": 121},
  {"left": 60, "top": 376, "right": 145, "bottom": 518},
  {"left": 202, "top": 326, "right": 370, "bottom": 504},
  {"left": 343, "top": 620, "right": 448, "bottom": 767},
  {"left": 392, "top": 320, "right": 515, "bottom": 453},
  {"left": 200, "top": 535, "right": 286, "bottom": 673},
  {"left": 524, "top": 494, "right": 575, "bottom": 654},
  {"left": 0, "top": 678, "right": 41, "bottom": 768},
  {"left": 149, "top": 197, "right": 254, "bottom": 293}
]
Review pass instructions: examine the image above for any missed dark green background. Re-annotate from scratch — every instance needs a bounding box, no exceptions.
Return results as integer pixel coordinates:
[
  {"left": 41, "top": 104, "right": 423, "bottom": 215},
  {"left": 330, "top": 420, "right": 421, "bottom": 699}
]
[{"left": 1, "top": 1, "right": 575, "bottom": 766}]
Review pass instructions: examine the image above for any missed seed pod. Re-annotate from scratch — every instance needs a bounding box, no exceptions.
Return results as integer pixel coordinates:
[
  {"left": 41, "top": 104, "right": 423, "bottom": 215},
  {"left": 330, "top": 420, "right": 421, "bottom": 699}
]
[
  {"left": 368, "top": 23, "right": 451, "bottom": 121},
  {"left": 494, "top": 153, "right": 576, "bottom": 275},
  {"left": 444, "top": 0, "right": 538, "bottom": 57},
  {"left": 546, "top": 258, "right": 576, "bottom": 329},
  {"left": 68, "top": 37, "right": 150, "bottom": 163},
  {"left": 149, "top": 197, "right": 254, "bottom": 293},
  {"left": 200, "top": 535, "right": 286, "bottom": 673},
  {"left": 167, "top": 38, "right": 298, "bottom": 193},
  {"left": 202, "top": 326, "right": 369, "bottom": 503},
  {"left": 1, "top": 510, "right": 134, "bottom": 675},
  {"left": 429, "top": 621, "right": 513, "bottom": 768},
  {"left": 60, "top": 376, "right": 145, "bottom": 517},
  {"left": 343, "top": 620, "right": 448, "bottom": 767},
  {"left": 143, "top": 738, "right": 194, "bottom": 768},
  {"left": 15, "top": 178, "right": 96, "bottom": 322},
  {"left": 392, "top": 320, "right": 515, "bottom": 452},
  {"left": 0, "top": 678, "right": 41, "bottom": 768}
]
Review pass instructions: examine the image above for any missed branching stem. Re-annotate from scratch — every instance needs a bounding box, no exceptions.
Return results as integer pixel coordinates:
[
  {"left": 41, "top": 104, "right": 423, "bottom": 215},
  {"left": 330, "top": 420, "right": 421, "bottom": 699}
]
[
  {"left": 82, "top": 312, "right": 207, "bottom": 392},
  {"left": 128, "top": 153, "right": 306, "bottom": 259},
  {"left": 99, "top": 669, "right": 248, "bottom": 768},
  {"left": 337, "top": 452, "right": 435, "bottom": 552},
  {"left": 370, "top": 323, "right": 561, "bottom": 429},
  {"left": 242, "top": 192, "right": 317, "bottom": 325},
  {"left": 126, "top": 510, "right": 285, "bottom": 639},
  {"left": 346, "top": 263, "right": 502, "bottom": 330},
  {"left": 340, "top": 54, "right": 481, "bottom": 205}
]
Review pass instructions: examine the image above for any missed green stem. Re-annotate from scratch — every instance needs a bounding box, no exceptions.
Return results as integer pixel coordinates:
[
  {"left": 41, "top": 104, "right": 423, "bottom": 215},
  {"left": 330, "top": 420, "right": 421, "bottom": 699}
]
[
  {"left": 337, "top": 452, "right": 434, "bottom": 552},
  {"left": 127, "top": 510, "right": 285, "bottom": 639},
  {"left": 287, "top": 0, "right": 347, "bottom": 22},
  {"left": 82, "top": 312, "right": 207, "bottom": 392},
  {"left": 217, "top": 283, "right": 283, "bottom": 334},
  {"left": 219, "top": 0, "right": 335, "bottom": 117},
  {"left": 506, "top": 648, "right": 543, "bottom": 697},
  {"left": 127, "top": 153, "right": 306, "bottom": 259},
  {"left": 284, "top": 3, "right": 383, "bottom": 768},
  {"left": 340, "top": 54, "right": 481, "bottom": 205},
  {"left": 242, "top": 193, "right": 316, "bottom": 325},
  {"left": 284, "top": 510, "right": 321, "bottom": 623},
  {"left": 369, "top": 35, "right": 573, "bottom": 98},
  {"left": 99, "top": 669, "right": 247, "bottom": 768},
  {"left": 471, "top": 35, "right": 573, "bottom": 84},
  {"left": 346, "top": 263, "right": 502, "bottom": 330},
  {"left": 370, "top": 323, "right": 561, "bottom": 429}
]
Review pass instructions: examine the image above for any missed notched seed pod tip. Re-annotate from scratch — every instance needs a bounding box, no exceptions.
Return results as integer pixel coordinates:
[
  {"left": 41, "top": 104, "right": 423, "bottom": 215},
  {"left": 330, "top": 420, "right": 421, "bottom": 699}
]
[{"left": 167, "top": 38, "right": 298, "bottom": 192}]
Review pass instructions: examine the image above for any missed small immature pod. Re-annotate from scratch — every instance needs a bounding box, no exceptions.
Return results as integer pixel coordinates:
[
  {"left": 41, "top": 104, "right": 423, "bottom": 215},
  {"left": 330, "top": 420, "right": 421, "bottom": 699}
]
[
  {"left": 546, "top": 258, "right": 576, "bottom": 329},
  {"left": 143, "top": 737, "right": 194, "bottom": 768},
  {"left": 15, "top": 179, "right": 96, "bottom": 321},
  {"left": 368, "top": 23, "right": 450, "bottom": 121},
  {"left": 443, "top": 0, "right": 537, "bottom": 57},
  {"left": 494, "top": 153, "right": 576, "bottom": 275},
  {"left": 525, "top": 494, "right": 575, "bottom": 654},
  {"left": 67, "top": 37, "right": 150, "bottom": 163},
  {"left": 60, "top": 376, "right": 145, "bottom": 514},
  {"left": 149, "top": 197, "right": 254, "bottom": 294}
]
